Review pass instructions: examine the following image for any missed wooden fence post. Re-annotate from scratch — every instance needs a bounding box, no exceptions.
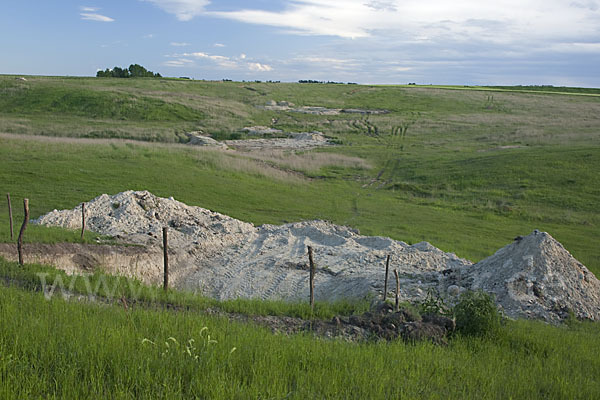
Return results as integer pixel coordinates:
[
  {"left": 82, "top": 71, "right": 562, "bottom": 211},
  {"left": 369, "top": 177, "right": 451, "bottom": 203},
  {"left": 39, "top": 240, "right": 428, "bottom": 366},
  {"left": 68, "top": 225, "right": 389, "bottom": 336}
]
[
  {"left": 7, "top": 193, "right": 13, "bottom": 240},
  {"left": 393, "top": 269, "right": 400, "bottom": 312},
  {"left": 308, "top": 245, "right": 315, "bottom": 311},
  {"left": 17, "top": 198, "right": 29, "bottom": 266},
  {"left": 383, "top": 254, "right": 390, "bottom": 301},
  {"left": 80, "top": 202, "right": 86, "bottom": 240},
  {"left": 163, "top": 227, "right": 169, "bottom": 291}
]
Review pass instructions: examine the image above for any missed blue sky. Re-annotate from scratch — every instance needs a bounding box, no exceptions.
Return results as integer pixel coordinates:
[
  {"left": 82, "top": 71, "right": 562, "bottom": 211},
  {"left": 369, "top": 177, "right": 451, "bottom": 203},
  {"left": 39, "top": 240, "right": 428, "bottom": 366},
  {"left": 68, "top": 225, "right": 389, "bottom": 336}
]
[{"left": 1, "top": 0, "right": 599, "bottom": 86}]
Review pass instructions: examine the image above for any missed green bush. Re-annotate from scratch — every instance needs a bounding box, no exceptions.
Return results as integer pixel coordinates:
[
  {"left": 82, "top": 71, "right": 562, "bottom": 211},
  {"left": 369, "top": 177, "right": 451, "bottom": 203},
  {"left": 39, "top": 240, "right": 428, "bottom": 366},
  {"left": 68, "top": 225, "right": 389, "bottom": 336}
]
[
  {"left": 454, "top": 290, "right": 502, "bottom": 337},
  {"left": 419, "top": 288, "right": 451, "bottom": 316}
]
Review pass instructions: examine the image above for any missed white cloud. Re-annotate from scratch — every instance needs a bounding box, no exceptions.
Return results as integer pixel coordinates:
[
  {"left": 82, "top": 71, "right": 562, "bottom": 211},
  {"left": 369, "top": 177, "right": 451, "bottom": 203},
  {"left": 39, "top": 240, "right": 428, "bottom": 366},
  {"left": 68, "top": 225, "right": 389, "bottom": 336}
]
[
  {"left": 143, "top": 0, "right": 209, "bottom": 21},
  {"left": 547, "top": 42, "right": 600, "bottom": 53},
  {"left": 80, "top": 6, "right": 99, "bottom": 12},
  {"left": 144, "top": 34, "right": 155, "bottom": 39},
  {"left": 80, "top": 12, "right": 115, "bottom": 22},
  {"left": 248, "top": 62, "right": 273, "bottom": 72},
  {"left": 163, "top": 58, "right": 194, "bottom": 67},
  {"left": 184, "top": 52, "right": 229, "bottom": 62},
  {"left": 167, "top": 51, "right": 273, "bottom": 72},
  {"left": 207, "top": 0, "right": 600, "bottom": 46},
  {"left": 365, "top": 1, "right": 397, "bottom": 12},
  {"left": 149, "top": 1, "right": 598, "bottom": 85},
  {"left": 170, "top": 42, "right": 190, "bottom": 46},
  {"left": 180, "top": 51, "right": 238, "bottom": 68},
  {"left": 208, "top": 1, "right": 370, "bottom": 38}
]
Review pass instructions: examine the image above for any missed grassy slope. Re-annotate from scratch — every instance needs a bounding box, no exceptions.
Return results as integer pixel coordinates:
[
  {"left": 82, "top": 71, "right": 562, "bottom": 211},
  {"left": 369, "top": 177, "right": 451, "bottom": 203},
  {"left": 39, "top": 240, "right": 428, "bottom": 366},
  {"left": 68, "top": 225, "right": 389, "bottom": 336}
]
[
  {"left": 1, "top": 135, "right": 598, "bottom": 275},
  {"left": 0, "top": 76, "right": 598, "bottom": 271}
]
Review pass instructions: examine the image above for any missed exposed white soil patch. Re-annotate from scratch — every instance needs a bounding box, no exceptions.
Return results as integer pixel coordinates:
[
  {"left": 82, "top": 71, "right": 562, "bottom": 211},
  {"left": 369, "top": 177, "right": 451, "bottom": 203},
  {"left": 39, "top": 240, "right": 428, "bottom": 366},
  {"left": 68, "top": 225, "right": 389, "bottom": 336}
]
[
  {"left": 185, "top": 128, "right": 332, "bottom": 151},
  {"left": 186, "top": 132, "right": 228, "bottom": 149},
  {"left": 261, "top": 100, "right": 389, "bottom": 115},
  {"left": 33, "top": 191, "right": 600, "bottom": 322},
  {"left": 242, "top": 126, "right": 284, "bottom": 136},
  {"left": 225, "top": 131, "right": 331, "bottom": 151},
  {"left": 477, "top": 145, "right": 525, "bottom": 152},
  {"left": 0, "top": 243, "right": 162, "bottom": 284}
]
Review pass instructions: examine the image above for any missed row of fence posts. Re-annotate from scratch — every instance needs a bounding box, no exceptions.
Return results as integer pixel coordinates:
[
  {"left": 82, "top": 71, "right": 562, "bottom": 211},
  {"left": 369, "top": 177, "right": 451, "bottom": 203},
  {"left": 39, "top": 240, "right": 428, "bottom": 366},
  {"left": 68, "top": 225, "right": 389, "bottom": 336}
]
[
  {"left": 6, "top": 193, "right": 400, "bottom": 305},
  {"left": 5, "top": 192, "right": 170, "bottom": 293},
  {"left": 306, "top": 246, "right": 400, "bottom": 312},
  {"left": 6, "top": 195, "right": 84, "bottom": 267},
  {"left": 6, "top": 194, "right": 30, "bottom": 266}
]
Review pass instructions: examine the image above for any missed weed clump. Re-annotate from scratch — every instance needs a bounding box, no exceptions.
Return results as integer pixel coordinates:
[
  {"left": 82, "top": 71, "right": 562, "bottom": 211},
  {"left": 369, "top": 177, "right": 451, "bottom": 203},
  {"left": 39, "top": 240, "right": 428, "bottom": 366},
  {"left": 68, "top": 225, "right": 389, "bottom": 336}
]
[{"left": 454, "top": 290, "right": 502, "bottom": 337}]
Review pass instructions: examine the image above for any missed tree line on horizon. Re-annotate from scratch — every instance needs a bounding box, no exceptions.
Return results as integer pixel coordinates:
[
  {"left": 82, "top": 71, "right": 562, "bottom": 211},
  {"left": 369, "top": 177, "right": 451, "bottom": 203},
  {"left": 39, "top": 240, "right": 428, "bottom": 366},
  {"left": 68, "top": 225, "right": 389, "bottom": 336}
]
[{"left": 96, "top": 64, "right": 161, "bottom": 78}]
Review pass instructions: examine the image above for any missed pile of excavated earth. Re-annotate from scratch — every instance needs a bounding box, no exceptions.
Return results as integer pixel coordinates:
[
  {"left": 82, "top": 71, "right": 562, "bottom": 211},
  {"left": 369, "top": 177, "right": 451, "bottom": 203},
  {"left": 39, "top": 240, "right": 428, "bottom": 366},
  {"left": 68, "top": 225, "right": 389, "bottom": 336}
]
[
  {"left": 186, "top": 129, "right": 332, "bottom": 151},
  {"left": 261, "top": 100, "right": 389, "bottom": 115},
  {"left": 33, "top": 190, "right": 600, "bottom": 324}
]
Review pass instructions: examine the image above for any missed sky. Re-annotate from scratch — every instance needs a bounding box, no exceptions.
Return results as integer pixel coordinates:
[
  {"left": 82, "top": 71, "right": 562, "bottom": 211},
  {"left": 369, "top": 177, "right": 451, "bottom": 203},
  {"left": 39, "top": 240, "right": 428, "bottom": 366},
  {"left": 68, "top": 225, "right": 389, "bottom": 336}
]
[{"left": 1, "top": 0, "right": 599, "bottom": 86}]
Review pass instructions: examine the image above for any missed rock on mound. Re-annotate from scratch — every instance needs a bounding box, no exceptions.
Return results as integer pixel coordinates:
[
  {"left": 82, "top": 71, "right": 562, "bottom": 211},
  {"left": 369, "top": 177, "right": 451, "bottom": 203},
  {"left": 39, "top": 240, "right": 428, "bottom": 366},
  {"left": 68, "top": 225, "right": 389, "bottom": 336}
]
[
  {"left": 462, "top": 231, "right": 600, "bottom": 322},
  {"left": 186, "top": 132, "right": 228, "bottom": 149}
]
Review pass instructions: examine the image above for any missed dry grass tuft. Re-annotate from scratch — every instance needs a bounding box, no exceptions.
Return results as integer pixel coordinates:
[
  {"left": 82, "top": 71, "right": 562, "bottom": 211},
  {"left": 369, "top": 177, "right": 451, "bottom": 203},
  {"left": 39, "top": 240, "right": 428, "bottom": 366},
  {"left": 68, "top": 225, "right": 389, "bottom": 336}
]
[
  {"left": 193, "top": 148, "right": 307, "bottom": 183},
  {"left": 237, "top": 149, "right": 372, "bottom": 174}
]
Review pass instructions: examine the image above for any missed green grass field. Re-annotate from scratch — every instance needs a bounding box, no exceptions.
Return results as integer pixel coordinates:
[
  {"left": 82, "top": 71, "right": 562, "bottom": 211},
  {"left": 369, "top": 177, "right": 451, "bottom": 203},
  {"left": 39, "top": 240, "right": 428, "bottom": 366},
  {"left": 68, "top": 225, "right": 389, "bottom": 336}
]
[{"left": 1, "top": 75, "right": 599, "bottom": 398}]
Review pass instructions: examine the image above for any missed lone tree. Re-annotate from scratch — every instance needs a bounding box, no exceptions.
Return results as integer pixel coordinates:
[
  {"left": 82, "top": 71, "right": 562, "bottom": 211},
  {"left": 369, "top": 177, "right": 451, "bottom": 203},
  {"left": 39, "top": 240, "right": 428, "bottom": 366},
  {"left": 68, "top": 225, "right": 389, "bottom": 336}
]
[{"left": 96, "top": 64, "right": 161, "bottom": 78}]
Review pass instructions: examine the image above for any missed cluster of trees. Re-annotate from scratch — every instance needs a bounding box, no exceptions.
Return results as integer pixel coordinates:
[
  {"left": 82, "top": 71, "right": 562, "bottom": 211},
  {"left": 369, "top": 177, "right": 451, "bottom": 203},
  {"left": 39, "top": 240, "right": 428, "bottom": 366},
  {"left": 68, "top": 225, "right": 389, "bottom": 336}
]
[
  {"left": 96, "top": 64, "right": 161, "bottom": 78},
  {"left": 298, "top": 80, "right": 357, "bottom": 85}
]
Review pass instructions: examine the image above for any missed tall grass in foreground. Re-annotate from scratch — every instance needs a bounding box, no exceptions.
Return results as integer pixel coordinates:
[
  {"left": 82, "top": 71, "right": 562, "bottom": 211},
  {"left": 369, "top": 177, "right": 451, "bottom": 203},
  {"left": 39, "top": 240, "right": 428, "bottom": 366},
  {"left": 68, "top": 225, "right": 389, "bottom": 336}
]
[
  {"left": 0, "top": 257, "right": 371, "bottom": 320},
  {"left": 1, "top": 284, "right": 599, "bottom": 399}
]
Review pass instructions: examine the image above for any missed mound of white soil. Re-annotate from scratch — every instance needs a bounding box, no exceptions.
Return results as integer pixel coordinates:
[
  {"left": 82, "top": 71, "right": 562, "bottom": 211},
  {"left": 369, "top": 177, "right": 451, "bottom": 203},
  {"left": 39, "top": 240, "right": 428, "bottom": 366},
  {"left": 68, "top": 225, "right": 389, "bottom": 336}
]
[
  {"left": 457, "top": 231, "right": 600, "bottom": 322},
  {"left": 261, "top": 100, "right": 389, "bottom": 115},
  {"left": 225, "top": 131, "right": 331, "bottom": 150},
  {"left": 34, "top": 191, "right": 600, "bottom": 322}
]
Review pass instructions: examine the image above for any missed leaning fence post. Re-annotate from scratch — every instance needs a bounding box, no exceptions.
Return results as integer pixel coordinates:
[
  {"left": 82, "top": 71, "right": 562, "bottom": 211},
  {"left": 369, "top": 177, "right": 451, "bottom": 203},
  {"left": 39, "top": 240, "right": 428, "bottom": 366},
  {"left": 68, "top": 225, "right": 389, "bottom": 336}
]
[
  {"left": 163, "top": 227, "right": 169, "bottom": 291},
  {"left": 80, "top": 202, "right": 86, "bottom": 240},
  {"left": 17, "top": 198, "right": 29, "bottom": 266},
  {"left": 393, "top": 269, "right": 400, "bottom": 312},
  {"left": 383, "top": 254, "right": 390, "bottom": 301},
  {"left": 7, "top": 193, "right": 13, "bottom": 240},
  {"left": 308, "top": 245, "right": 316, "bottom": 311}
]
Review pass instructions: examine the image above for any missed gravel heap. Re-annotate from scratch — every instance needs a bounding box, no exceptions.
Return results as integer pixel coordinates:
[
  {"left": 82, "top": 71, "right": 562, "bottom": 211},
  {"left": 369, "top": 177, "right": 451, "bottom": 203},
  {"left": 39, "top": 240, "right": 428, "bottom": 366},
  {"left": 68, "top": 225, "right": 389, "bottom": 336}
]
[
  {"left": 35, "top": 191, "right": 254, "bottom": 256},
  {"left": 455, "top": 231, "right": 600, "bottom": 322},
  {"left": 34, "top": 191, "right": 600, "bottom": 322}
]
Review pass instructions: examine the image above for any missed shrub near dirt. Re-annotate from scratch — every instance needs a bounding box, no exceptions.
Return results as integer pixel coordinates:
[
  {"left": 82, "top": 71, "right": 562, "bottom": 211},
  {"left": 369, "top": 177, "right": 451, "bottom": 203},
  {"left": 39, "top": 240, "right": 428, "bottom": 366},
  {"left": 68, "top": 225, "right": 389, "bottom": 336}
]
[
  {"left": 454, "top": 290, "right": 502, "bottom": 337},
  {"left": 308, "top": 302, "right": 455, "bottom": 344}
]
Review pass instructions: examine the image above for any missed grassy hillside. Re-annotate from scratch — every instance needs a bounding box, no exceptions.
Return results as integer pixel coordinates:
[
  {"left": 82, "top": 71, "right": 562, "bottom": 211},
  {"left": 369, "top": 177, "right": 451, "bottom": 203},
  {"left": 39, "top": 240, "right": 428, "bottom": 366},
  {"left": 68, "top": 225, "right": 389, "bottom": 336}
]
[
  {"left": 0, "top": 75, "right": 599, "bottom": 274},
  {"left": 1, "top": 136, "right": 599, "bottom": 275},
  {"left": 2, "top": 75, "right": 599, "bottom": 144}
]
